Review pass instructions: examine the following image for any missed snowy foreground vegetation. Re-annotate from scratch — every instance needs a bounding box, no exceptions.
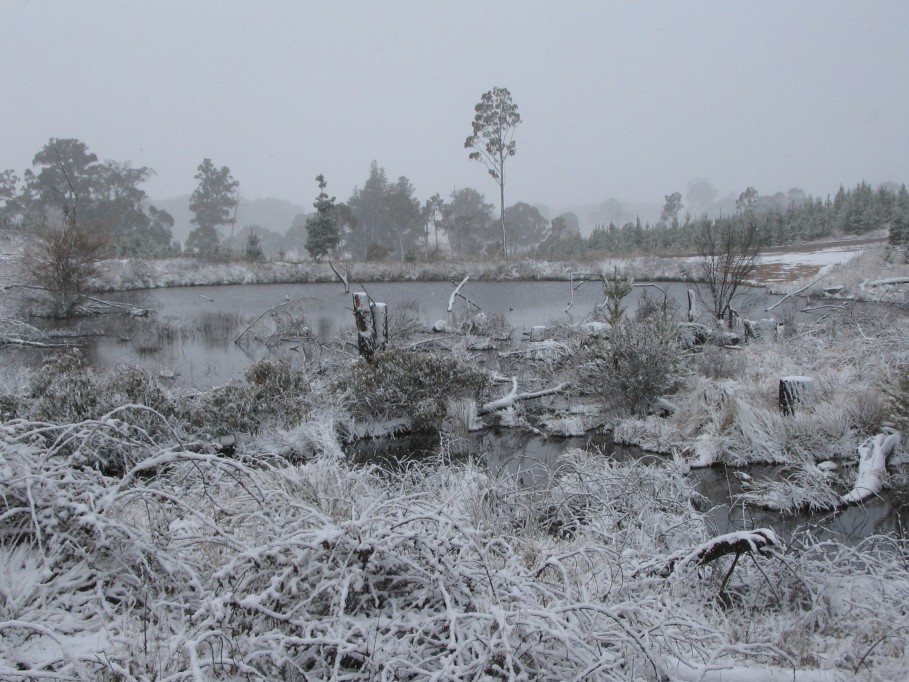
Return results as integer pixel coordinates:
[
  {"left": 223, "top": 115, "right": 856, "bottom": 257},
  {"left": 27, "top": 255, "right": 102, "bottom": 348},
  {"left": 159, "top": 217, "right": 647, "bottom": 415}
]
[{"left": 1, "top": 248, "right": 908, "bottom": 679}]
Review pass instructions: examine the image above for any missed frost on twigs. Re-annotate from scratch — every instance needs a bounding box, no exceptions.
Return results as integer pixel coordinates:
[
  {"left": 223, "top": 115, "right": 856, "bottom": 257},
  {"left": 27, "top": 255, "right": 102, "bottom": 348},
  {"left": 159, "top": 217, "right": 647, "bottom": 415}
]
[{"left": 1, "top": 422, "right": 908, "bottom": 679}]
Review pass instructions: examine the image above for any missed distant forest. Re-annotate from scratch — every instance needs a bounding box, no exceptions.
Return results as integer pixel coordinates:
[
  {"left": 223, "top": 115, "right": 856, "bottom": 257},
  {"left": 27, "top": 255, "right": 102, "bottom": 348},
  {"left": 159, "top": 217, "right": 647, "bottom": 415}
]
[{"left": 2, "top": 138, "right": 908, "bottom": 262}]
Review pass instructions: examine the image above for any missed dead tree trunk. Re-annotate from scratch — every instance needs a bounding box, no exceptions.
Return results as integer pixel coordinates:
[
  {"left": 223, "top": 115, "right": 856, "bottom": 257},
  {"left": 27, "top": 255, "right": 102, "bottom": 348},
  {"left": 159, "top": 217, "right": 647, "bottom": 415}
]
[
  {"left": 841, "top": 432, "right": 902, "bottom": 505},
  {"left": 779, "top": 376, "right": 814, "bottom": 415},
  {"left": 352, "top": 292, "right": 387, "bottom": 360}
]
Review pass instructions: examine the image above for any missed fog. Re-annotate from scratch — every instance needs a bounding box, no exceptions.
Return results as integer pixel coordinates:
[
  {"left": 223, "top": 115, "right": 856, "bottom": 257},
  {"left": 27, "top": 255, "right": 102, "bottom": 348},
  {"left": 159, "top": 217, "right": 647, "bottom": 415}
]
[{"left": 2, "top": 0, "right": 907, "bottom": 211}]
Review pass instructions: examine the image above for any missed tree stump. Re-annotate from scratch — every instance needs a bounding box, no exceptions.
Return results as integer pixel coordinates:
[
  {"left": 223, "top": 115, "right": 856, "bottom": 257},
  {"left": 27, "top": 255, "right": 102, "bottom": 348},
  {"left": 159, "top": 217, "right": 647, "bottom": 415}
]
[
  {"left": 779, "top": 376, "right": 814, "bottom": 415},
  {"left": 352, "top": 292, "right": 388, "bottom": 360},
  {"left": 530, "top": 325, "right": 546, "bottom": 341}
]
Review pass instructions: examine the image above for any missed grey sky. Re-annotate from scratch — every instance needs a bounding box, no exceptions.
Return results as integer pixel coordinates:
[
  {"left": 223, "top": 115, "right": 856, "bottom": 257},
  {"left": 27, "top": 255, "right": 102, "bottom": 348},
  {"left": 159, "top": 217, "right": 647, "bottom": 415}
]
[{"left": 2, "top": 0, "right": 907, "bottom": 212}]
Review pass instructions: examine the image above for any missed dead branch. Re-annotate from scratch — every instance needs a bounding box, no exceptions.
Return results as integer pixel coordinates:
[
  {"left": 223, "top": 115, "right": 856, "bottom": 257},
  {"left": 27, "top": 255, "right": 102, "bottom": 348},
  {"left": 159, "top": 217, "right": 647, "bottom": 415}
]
[
  {"left": 766, "top": 275, "right": 825, "bottom": 312},
  {"left": 328, "top": 260, "right": 349, "bottom": 293},
  {"left": 638, "top": 528, "right": 778, "bottom": 578},
  {"left": 83, "top": 296, "right": 150, "bottom": 316},
  {"left": 235, "top": 298, "right": 306, "bottom": 345},
  {"left": 479, "top": 376, "right": 569, "bottom": 414},
  {"left": 448, "top": 276, "right": 469, "bottom": 313}
]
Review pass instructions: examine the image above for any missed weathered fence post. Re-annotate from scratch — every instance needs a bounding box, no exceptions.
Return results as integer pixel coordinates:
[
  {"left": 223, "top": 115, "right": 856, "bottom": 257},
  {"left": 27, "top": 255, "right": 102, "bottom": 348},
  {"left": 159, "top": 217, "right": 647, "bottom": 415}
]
[
  {"left": 779, "top": 376, "right": 814, "bottom": 415},
  {"left": 352, "top": 292, "right": 388, "bottom": 360}
]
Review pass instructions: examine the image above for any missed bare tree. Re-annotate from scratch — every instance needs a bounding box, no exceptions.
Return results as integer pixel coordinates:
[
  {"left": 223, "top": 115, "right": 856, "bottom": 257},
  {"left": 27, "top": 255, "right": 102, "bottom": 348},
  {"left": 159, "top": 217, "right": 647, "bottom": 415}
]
[
  {"left": 20, "top": 149, "right": 107, "bottom": 315},
  {"left": 22, "top": 218, "right": 106, "bottom": 316},
  {"left": 696, "top": 218, "right": 761, "bottom": 325}
]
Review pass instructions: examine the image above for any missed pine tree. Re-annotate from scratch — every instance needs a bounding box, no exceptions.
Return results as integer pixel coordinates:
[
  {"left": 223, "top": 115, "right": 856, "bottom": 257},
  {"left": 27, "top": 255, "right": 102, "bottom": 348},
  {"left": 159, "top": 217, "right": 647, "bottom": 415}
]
[
  {"left": 244, "top": 231, "right": 264, "bottom": 261},
  {"left": 305, "top": 174, "right": 340, "bottom": 261},
  {"left": 889, "top": 185, "right": 909, "bottom": 257}
]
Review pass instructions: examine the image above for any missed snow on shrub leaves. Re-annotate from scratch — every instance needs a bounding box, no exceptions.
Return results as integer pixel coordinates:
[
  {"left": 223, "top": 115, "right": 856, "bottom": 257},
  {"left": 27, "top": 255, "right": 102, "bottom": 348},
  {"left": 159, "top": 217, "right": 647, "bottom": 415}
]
[{"left": 335, "top": 348, "right": 489, "bottom": 434}]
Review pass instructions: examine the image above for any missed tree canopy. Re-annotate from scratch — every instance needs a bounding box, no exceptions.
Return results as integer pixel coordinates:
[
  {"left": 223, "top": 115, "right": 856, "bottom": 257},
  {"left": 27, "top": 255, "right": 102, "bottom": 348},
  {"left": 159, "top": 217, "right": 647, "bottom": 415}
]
[{"left": 2, "top": 138, "right": 174, "bottom": 257}]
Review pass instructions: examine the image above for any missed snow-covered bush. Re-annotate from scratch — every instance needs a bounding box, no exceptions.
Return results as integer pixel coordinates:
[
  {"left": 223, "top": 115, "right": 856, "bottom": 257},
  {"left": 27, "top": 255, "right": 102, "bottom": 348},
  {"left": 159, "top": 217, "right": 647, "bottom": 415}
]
[
  {"left": 334, "top": 348, "right": 489, "bottom": 435},
  {"left": 185, "top": 357, "right": 312, "bottom": 435},
  {"left": 2, "top": 408, "right": 908, "bottom": 679},
  {"left": 577, "top": 315, "right": 684, "bottom": 416}
]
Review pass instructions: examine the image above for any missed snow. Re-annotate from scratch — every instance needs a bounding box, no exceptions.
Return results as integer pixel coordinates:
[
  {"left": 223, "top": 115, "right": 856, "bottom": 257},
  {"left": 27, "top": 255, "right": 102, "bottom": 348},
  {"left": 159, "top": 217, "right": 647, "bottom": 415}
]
[
  {"left": 0, "top": 242, "right": 907, "bottom": 678},
  {"left": 841, "top": 432, "right": 902, "bottom": 505}
]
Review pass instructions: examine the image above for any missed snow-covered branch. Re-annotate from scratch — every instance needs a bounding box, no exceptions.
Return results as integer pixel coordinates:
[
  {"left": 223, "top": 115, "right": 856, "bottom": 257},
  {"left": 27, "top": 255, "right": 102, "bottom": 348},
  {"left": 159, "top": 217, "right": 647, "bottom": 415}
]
[
  {"left": 841, "top": 432, "right": 902, "bottom": 505},
  {"left": 479, "top": 376, "right": 569, "bottom": 413}
]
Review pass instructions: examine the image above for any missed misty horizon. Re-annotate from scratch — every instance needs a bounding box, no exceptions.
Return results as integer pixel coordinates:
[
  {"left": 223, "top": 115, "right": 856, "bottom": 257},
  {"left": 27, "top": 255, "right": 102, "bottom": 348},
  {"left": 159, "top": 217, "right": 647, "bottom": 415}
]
[{"left": 2, "top": 1, "right": 907, "bottom": 214}]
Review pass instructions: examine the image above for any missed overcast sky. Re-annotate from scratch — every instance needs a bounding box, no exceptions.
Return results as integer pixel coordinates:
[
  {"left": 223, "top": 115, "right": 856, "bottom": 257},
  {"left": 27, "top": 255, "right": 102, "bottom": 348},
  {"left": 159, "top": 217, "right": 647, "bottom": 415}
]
[{"left": 2, "top": 1, "right": 907, "bottom": 211}]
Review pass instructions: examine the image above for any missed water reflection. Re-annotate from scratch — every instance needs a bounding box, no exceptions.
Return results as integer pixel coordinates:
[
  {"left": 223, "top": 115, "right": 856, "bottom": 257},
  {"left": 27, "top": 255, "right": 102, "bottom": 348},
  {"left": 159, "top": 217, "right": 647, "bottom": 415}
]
[{"left": 4, "top": 280, "right": 780, "bottom": 387}]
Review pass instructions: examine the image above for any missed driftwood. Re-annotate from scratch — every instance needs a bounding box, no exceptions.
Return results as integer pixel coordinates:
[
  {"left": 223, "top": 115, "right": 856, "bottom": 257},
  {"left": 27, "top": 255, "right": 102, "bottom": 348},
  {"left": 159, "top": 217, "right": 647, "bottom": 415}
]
[
  {"left": 865, "top": 276, "right": 909, "bottom": 287},
  {"left": 83, "top": 296, "right": 150, "bottom": 316},
  {"left": 779, "top": 376, "right": 814, "bottom": 415},
  {"left": 766, "top": 275, "right": 825, "bottom": 312},
  {"left": 0, "top": 336, "right": 81, "bottom": 348},
  {"left": 479, "top": 376, "right": 569, "bottom": 414}
]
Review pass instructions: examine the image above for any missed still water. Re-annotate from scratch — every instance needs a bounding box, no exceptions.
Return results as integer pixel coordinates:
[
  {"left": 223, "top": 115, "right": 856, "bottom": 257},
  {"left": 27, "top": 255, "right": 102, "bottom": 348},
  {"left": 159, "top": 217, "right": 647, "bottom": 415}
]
[
  {"left": 350, "top": 428, "right": 908, "bottom": 545},
  {"left": 4, "top": 280, "right": 899, "bottom": 544},
  {"left": 12, "top": 280, "right": 773, "bottom": 386}
]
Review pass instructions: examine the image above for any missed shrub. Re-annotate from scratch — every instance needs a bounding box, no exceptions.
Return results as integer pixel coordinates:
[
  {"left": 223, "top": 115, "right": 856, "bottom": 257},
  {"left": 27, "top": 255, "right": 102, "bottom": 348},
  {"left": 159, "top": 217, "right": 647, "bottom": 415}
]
[
  {"left": 187, "top": 358, "right": 311, "bottom": 435},
  {"left": 579, "top": 316, "right": 683, "bottom": 416},
  {"left": 28, "top": 350, "right": 100, "bottom": 423},
  {"left": 336, "top": 349, "right": 489, "bottom": 434}
]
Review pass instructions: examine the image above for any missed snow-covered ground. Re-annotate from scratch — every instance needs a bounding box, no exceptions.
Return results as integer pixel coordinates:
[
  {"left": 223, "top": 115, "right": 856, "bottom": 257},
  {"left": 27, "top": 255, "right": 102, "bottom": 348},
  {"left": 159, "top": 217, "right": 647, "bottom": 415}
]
[{"left": 1, "top": 237, "right": 908, "bottom": 679}]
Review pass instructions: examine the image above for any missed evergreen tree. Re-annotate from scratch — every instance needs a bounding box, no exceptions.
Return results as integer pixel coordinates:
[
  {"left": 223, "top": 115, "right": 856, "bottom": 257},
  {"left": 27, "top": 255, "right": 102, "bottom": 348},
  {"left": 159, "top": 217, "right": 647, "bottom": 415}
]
[
  {"left": 244, "top": 230, "right": 264, "bottom": 261},
  {"left": 889, "top": 185, "right": 909, "bottom": 256},
  {"left": 186, "top": 158, "right": 238, "bottom": 257},
  {"left": 305, "top": 174, "right": 339, "bottom": 261}
]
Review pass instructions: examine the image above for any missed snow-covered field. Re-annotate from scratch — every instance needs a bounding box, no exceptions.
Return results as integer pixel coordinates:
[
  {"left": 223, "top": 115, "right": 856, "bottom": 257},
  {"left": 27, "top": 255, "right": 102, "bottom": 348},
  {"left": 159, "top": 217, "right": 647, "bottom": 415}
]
[{"left": 1, "top": 238, "right": 908, "bottom": 679}]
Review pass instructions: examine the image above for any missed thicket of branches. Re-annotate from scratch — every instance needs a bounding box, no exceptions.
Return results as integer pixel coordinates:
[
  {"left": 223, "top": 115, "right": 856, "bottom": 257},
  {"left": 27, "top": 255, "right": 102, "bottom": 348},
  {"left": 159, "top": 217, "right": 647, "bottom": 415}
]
[{"left": 2, "top": 408, "right": 907, "bottom": 679}]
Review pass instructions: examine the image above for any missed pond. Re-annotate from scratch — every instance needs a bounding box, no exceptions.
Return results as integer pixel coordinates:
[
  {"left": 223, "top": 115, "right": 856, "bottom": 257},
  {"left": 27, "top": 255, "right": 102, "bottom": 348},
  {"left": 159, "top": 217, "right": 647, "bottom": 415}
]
[
  {"left": 7, "top": 279, "right": 777, "bottom": 386},
  {"left": 4, "top": 279, "right": 901, "bottom": 546}
]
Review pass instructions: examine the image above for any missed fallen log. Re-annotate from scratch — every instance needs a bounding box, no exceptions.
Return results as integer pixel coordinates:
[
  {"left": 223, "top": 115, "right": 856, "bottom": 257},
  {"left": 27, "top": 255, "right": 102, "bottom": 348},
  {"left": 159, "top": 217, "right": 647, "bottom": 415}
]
[
  {"left": 638, "top": 528, "right": 778, "bottom": 578},
  {"left": 766, "top": 275, "right": 825, "bottom": 312},
  {"left": 841, "top": 432, "right": 902, "bottom": 505},
  {"left": 479, "top": 376, "right": 569, "bottom": 414},
  {"left": 865, "top": 276, "right": 909, "bottom": 287}
]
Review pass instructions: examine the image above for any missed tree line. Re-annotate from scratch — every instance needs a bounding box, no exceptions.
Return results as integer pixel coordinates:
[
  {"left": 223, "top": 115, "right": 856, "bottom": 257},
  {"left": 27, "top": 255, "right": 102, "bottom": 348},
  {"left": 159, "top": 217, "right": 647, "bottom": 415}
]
[
  {"left": 536, "top": 182, "right": 909, "bottom": 260},
  {"left": 2, "top": 137, "right": 907, "bottom": 265}
]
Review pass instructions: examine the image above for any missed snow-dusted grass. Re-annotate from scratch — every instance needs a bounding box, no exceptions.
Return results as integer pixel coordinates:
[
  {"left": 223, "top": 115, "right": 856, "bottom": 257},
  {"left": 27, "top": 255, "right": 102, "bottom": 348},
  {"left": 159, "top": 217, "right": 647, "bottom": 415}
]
[
  {"left": 86, "top": 254, "right": 694, "bottom": 292},
  {"left": 613, "top": 305, "right": 907, "bottom": 512},
  {"left": 2, "top": 414, "right": 908, "bottom": 680},
  {"left": 1, "top": 241, "right": 908, "bottom": 678}
]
